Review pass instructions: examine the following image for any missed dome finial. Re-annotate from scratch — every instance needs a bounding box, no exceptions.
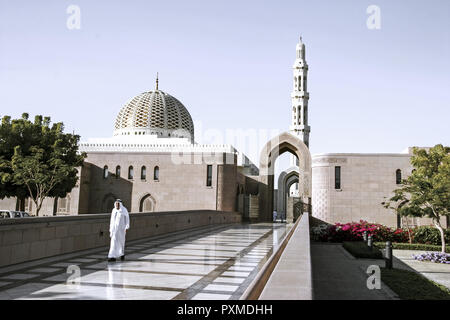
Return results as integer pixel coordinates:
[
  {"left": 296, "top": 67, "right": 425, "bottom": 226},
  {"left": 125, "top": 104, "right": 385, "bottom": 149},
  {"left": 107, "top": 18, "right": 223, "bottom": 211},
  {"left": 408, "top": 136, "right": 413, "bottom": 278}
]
[{"left": 155, "top": 72, "right": 159, "bottom": 90}]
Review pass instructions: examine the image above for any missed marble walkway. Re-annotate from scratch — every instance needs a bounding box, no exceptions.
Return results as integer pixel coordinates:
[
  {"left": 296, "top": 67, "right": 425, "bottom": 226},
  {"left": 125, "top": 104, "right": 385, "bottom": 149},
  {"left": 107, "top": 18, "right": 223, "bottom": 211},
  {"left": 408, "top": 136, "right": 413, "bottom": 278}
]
[{"left": 0, "top": 222, "right": 290, "bottom": 300}]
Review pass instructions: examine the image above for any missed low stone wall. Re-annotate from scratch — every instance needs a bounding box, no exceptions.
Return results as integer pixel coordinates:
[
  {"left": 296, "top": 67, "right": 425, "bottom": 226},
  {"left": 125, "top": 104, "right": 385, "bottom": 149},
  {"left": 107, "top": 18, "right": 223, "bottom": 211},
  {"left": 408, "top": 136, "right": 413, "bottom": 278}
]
[{"left": 0, "top": 210, "right": 241, "bottom": 267}]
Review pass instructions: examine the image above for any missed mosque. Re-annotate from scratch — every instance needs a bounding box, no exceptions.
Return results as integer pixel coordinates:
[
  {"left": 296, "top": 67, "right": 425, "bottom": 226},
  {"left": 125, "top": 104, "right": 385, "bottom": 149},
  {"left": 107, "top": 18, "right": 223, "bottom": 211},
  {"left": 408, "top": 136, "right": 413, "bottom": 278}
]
[{"left": 0, "top": 38, "right": 444, "bottom": 229}]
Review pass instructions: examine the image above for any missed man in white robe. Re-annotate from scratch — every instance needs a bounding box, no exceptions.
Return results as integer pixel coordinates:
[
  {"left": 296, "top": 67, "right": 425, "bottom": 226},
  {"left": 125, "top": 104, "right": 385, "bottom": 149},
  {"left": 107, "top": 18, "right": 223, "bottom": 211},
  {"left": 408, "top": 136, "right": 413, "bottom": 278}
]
[{"left": 107, "top": 200, "right": 130, "bottom": 262}]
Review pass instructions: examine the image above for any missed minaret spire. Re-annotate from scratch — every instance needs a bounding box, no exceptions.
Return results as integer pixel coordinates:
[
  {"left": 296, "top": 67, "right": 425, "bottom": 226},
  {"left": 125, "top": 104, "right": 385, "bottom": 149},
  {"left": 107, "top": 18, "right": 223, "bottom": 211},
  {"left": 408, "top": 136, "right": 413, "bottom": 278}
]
[
  {"left": 155, "top": 72, "right": 159, "bottom": 90},
  {"left": 289, "top": 36, "right": 310, "bottom": 148}
]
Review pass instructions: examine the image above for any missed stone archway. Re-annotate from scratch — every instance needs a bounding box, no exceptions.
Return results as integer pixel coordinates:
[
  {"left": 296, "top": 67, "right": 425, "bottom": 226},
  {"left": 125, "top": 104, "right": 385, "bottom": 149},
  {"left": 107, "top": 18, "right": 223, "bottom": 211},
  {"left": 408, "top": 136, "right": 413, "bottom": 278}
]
[
  {"left": 259, "top": 132, "right": 312, "bottom": 222},
  {"left": 277, "top": 166, "right": 300, "bottom": 217},
  {"left": 285, "top": 175, "right": 300, "bottom": 222},
  {"left": 139, "top": 194, "right": 156, "bottom": 212}
]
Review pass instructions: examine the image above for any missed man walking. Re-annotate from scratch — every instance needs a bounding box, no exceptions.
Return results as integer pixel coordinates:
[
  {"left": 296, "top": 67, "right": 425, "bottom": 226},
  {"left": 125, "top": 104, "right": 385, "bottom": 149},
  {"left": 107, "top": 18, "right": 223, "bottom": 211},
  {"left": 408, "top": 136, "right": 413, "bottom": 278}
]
[{"left": 107, "top": 199, "right": 130, "bottom": 262}]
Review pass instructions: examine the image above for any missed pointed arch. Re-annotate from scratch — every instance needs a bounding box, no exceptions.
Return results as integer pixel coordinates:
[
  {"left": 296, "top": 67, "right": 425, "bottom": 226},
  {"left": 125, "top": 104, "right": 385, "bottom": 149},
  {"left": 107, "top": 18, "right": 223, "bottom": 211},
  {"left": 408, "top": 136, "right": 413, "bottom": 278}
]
[
  {"left": 259, "top": 132, "right": 312, "bottom": 221},
  {"left": 139, "top": 193, "right": 156, "bottom": 212},
  {"left": 277, "top": 166, "right": 300, "bottom": 216}
]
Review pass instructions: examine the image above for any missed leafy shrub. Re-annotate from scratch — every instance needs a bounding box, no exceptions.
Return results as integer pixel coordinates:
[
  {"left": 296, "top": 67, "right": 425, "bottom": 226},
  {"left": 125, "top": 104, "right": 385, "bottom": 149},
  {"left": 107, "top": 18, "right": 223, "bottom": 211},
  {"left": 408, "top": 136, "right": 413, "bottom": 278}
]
[
  {"left": 314, "top": 220, "right": 409, "bottom": 243},
  {"left": 411, "top": 226, "right": 450, "bottom": 246}
]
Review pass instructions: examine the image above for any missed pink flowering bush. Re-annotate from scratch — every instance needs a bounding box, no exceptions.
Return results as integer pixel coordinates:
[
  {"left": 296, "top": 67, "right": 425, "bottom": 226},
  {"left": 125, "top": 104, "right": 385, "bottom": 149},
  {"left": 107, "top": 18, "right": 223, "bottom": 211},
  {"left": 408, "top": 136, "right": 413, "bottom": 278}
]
[{"left": 316, "top": 220, "right": 409, "bottom": 243}]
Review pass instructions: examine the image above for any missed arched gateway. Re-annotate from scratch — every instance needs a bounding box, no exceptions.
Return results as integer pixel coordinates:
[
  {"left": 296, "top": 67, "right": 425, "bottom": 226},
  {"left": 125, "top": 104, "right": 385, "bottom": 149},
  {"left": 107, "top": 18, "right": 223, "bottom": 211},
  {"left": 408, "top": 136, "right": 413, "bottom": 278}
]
[
  {"left": 258, "top": 132, "right": 312, "bottom": 222},
  {"left": 277, "top": 166, "right": 299, "bottom": 217}
]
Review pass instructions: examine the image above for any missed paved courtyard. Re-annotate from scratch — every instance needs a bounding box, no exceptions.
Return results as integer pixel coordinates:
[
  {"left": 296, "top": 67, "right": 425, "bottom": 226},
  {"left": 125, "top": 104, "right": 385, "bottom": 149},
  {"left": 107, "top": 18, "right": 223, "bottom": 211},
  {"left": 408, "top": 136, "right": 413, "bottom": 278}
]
[
  {"left": 311, "top": 243, "right": 396, "bottom": 300},
  {"left": 0, "top": 223, "right": 290, "bottom": 300}
]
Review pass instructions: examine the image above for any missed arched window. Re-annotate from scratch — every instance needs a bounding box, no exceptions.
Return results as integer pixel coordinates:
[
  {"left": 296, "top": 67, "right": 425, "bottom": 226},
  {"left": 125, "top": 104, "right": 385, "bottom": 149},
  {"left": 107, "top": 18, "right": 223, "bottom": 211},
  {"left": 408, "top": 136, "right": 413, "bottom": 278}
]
[
  {"left": 141, "top": 166, "right": 146, "bottom": 180},
  {"left": 103, "top": 166, "right": 108, "bottom": 179},
  {"left": 206, "top": 165, "right": 212, "bottom": 187},
  {"left": 115, "top": 166, "right": 121, "bottom": 179},
  {"left": 396, "top": 169, "right": 402, "bottom": 185},
  {"left": 154, "top": 166, "right": 159, "bottom": 181},
  {"left": 128, "top": 166, "right": 134, "bottom": 180}
]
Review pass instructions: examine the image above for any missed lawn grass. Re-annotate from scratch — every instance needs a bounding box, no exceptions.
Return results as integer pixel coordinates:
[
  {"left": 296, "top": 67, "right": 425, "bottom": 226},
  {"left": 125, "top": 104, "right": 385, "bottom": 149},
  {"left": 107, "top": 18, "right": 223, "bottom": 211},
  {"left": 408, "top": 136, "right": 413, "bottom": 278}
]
[
  {"left": 374, "top": 242, "right": 450, "bottom": 253},
  {"left": 381, "top": 267, "right": 450, "bottom": 300},
  {"left": 342, "top": 241, "right": 383, "bottom": 259}
]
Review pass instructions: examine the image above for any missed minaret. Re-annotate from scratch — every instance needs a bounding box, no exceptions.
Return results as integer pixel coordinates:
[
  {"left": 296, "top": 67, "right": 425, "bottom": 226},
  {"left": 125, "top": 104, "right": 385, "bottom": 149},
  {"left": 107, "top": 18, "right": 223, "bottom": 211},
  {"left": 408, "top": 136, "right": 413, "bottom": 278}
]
[{"left": 289, "top": 36, "right": 310, "bottom": 148}]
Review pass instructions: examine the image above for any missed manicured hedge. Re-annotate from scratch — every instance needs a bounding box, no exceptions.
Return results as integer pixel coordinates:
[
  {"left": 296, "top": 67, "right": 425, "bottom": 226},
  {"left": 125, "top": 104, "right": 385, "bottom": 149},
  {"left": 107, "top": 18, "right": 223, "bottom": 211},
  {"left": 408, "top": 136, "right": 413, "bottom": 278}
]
[
  {"left": 342, "top": 241, "right": 383, "bottom": 259},
  {"left": 374, "top": 242, "right": 450, "bottom": 253}
]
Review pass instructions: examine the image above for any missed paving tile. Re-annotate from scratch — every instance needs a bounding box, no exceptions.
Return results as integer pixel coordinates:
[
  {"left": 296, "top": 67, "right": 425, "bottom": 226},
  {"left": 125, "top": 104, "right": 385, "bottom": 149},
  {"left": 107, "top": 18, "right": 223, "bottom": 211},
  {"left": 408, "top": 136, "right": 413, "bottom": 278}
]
[
  {"left": 191, "top": 293, "right": 231, "bottom": 300},
  {"left": 213, "top": 277, "right": 245, "bottom": 284},
  {"left": 203, "top": 284, "right": 239, "bottom": 292},
  {"left": 221, "top": 271, "right": 250, "bottom": 278},
  {"left": 0, "top": 273, "right": 39, "bottom": 281}
]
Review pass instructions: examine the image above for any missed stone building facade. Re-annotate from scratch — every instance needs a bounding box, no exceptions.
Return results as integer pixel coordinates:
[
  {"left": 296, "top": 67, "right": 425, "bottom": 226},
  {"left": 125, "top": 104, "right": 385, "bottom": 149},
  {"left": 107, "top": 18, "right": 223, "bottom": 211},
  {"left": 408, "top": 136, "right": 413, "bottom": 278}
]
[{"left": 0, "top": 80, "right": 258, "bottom": 216}]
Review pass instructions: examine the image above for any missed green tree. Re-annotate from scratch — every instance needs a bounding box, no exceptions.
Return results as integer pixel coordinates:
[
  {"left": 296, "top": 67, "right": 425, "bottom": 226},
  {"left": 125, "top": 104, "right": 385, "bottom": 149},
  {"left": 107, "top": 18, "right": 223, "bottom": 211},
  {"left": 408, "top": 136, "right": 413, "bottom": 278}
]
[
  {"left": 0, "top": 113, "right": 86, "bottom": 215},
  {"left": 383, "top": 145, "right": 450, "bottom": 252}
]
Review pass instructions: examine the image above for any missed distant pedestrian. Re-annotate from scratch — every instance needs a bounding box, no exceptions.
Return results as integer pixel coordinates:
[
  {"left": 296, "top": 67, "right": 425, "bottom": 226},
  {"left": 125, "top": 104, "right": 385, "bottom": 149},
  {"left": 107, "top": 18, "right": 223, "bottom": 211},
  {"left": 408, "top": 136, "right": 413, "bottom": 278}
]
[
  {"left": 107, "top": 199, "right": 130, "bottom": 262},
  {"left": 273, "top": 210, "right": 278, "bottom": 222}
]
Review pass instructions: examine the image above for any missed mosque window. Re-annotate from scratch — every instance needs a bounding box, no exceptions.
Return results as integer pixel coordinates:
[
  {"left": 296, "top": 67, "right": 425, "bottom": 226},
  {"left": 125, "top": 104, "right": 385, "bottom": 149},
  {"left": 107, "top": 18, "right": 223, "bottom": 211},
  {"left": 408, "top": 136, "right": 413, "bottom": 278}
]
[
  {"left": 141, "top": 166, "right": 146, "bottom": 180},
  {"left": 115, "top": 166, "right": 121, "bottom": 179},
  {"left": 154, "top": 166, "right": 159, "bottom": 181},
  {"left": 128, "top": 166, "right": 134, "bottom": 180},
  {"left": 206, "top": 165, "right": 212, "bottom": 187},
  {"left": 335, "top": 166, "right": 341, "bottom": 189},
  {"left": 103, "top": 166, "right": 108, "bottom": 179},
  {"left": 396, "top": 169, "right": 402, "bottom": 184}
]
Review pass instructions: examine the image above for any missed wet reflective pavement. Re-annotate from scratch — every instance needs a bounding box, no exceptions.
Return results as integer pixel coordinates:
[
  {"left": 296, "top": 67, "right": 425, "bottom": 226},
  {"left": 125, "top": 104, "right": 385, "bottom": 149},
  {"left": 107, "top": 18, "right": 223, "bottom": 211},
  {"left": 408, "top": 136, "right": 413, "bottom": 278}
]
[{"left": 0, "top": 223, "right": 291, "bottom": 300}]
